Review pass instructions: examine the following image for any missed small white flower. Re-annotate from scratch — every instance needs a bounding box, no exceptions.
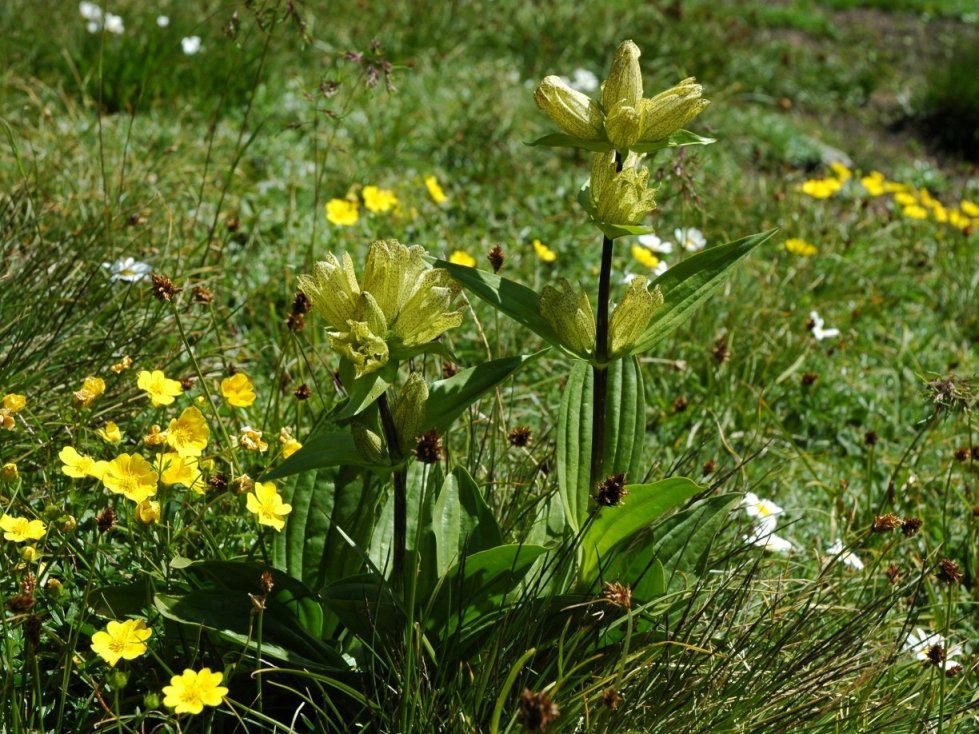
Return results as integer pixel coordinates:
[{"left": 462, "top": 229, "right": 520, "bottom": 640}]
[
  {"left": 674, "top": 227, "right": 706, "bottom": 252},
  {"left": 742, "top": 492, "right": 783, "bottom": 524},
  {"left": 103, "top": 12, "right": 124, "bottom": 34},
  {"left": 86, "top": 20, "right": 100, "bottom": 33},
  {"left": 569, "top": 68, "right": 599, "bottom": 94},
  {"left": 744, "top": 526, "right": 793, "bottom": 553},
  {"left": 181, "top": 36, "right": 202, "bottom": 55},
  {"left": 156, "top": 15, "right": 170, "bottom": 28},
  {"left": 826, "top": 538, "right": 864, "bottom": 570},
  {"left": 102, "top": 257, "right": 152, "bottom": 283},
  {"left": 621, "top": 272, "right": 639, "bottom": 285},
  {"left": 652, "top": 260, "right": 669, "bottom": 277},
  {"left": 79, "top": 2, "right": 102, "bottom": 21},
  {"left": 809, "top": 310, "right": 840, "bottom": 341},
  {"left": 637, "top": 232, "right": 674, "bottom": 254},
  {"left": 905, "top": 628, "right": 963, "bottom": 672}
]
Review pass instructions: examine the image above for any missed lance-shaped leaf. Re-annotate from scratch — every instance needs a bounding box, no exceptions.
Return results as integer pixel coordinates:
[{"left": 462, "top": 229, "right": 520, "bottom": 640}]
[
  {"left": 630, "top": 129, "right": 716, "bottom": 154},
  {"left": 630, "top": 229, "right": 777, "bottom": 355},
  {"left": 424, "top": 350, "right": 548, "bottom": 434},
  {"left": 526, "top": 133, "right": 614, "bottom": 152},
  {"left": 437, "top": 261, "right": 569, "bottom": 353},
  {"left": 262, "top": 428, "right": 382, "bottom": 480}
]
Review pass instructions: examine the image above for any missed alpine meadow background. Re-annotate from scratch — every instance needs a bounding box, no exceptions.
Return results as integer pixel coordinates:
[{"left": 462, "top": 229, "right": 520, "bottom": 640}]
[{"left": 1, "top": 1, "right": 978, "bottom": 732}]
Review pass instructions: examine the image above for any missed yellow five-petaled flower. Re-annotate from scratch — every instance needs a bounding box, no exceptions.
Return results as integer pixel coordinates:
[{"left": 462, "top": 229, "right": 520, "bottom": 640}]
[
  {"left": 162, "top": 668, "right": 229, "bottom": 715},
  {"left": 90, "top": 619, "right": 152, "bottom": 666},
  {"left": 102, "top": 453, "right": 158, "bottom": 503},
  {"left": 137, "top": 370, "right": 183, "bottom": 407},
  {"left": 220, "top": 373, "right": 256, "bottom": 408},
  {"left": 0, "top": 514, "right": 46, "bottom": 543},
  {"left": 245, "top": 481, "right": 292, "bottom": 531},
  {"left": 167, "top": 406, "right": 210, "bottom": 456}
]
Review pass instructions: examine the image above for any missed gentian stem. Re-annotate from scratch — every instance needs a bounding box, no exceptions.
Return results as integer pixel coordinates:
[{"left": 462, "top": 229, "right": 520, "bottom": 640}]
[
  {"left": 377, "top": 392, "right": 407, "bottom": 590},
  {"left": 590, "top": 152, "right": 623, "bottom": 489}
]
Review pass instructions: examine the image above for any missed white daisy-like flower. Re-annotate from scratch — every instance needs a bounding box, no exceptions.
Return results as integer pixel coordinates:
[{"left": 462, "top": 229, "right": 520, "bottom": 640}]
[
  {"left": 809, "top": 310, "right": 840, "bottom": 341},
  {"left": 102, "top": 257, "right": 152, "bottom": 283},
  {"left": 103, "top": 12, "right": 124, "bottom": 34},
  {"left": 181, "top": 36, "right": 202, "bottom": 55},
  {"left": 637, "top": 232, "right": 674, "bottom": 254},
  {"left": 744, "top": 526, "right": 793, "bottom": 553},
  {"left": 79, "top": 2, "right": 102, "bottom": 21},
  {"left": 674, "top": 227, "right": 706, "bottom": 252},
  {"left": 652, "top": 260, "right": 669, "bottom": 277},
  {"left": 86, "top": 20, "right": 100, "bottom": 33},
  {"left": 156, "top": 15, "right": 170, "bottom": 28},
  {"left": 741, "top": 492, "right": 783, "bottom": 530},
  {"left": 905, "top": 628, "right": 963, "bottom": 672},
  {"left": 621, "top": 272, "right": 639, "bottom": 285},
  {"left": 826, "top": 538, "right": 864, "bottom": 570}
]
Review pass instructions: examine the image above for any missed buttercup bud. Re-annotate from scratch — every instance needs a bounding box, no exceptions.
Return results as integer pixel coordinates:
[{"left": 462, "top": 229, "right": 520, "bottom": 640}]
[
  {"left": 136, "top": 499, "right": 161, "bottom": 524},
  {"left": 601, "top": 40, "right": 643, "bottom": 113},
  {"left": 589, "top": 152, "right": 657, "bottom": 228},
  {"left": 639, "top": 77, "right": 710, "bottom": 143},
  {"left": 608, "top": 277, "right": 664, "bottom": 359},
  {"left": 534, "top": 76, "right": 605, "bottom": 141},
  {"left": 393, "top": 372, "right": 429, "bottom": 452},
  {"left": 0, "top": 462, "right": 18, "bottom": 482},
  {"left": 540, "top": 279, "right": 596, "bottom": 358}
]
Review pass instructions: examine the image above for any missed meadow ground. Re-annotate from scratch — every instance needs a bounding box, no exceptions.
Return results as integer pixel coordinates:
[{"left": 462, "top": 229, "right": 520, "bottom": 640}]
[{"left": 1, "top": 1, "right": 978, "bottom": 732}]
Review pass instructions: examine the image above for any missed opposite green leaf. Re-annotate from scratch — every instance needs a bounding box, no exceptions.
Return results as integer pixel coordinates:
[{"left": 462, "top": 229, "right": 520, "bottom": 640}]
[
  {"left": 630, "top": 128, "right": 717, "bottom": 154},
  {"left": 630, "top": 229, "right": 778, "bottom": 354},
  {"left": 526, "top": 133, "right": 613, "bottom": 152}
]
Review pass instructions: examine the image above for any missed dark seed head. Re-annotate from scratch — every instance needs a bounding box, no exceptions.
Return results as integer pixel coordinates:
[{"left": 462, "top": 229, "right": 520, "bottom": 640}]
[
  {"left": 96, "top": 507, "right": 117, "bottom": 533},
  {"left": 901, "top": 517, "right": 923, "bottom": 537},
  {"left": 936, "top": 558, "right": 963, "bottom": 585},
  {"left": 885, "top": 563, "right": 901, "bottom": 585},
  {"left": 596, "top": 473, "right": 628, "bottom": 507},
  {"left": 673, "top": 396, "right": 688, "bottom": 413},
  {"left": 517, "top": 689, "right": 560, "bottom": 732},
  {"left": 487, "top": 245, "right": 505, "bottom": 273},
  {"left": 508, "top": 426, "right": 532, "bottom": 448},
  {"left": 872, "top": 513, "right": 901, "bottom": 533},
  {"left": 150, "top": 273, "right": 181, "bottom": 302},
  {"left": 864, "top": 431, "right": 878, "bottom": 446},
  {"left": 294, "top": 383, "right": 312, "bottom": 400},
  {"left": 414, "top": 429, "right": 443, "bottom": 464},
  {"left": 702, "top": 459, "right": 716, "bottom": 476},
  {"left": 801, "top": 372, "right": 818, "bottom": 387},
  {"left": 192, "top": 285, "right": 213, "bottom": 304},
  {"left": 602, "top": 581, "right": 632, "bottom": 610}
]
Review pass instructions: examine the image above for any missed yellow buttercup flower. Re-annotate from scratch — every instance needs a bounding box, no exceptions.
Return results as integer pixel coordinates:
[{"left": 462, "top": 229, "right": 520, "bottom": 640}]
[
  {"left": 90, "top": 619, "right": 152, "bottom": 666},
  {"left": 137, "top": 370, "right": 183, "bottom": 407},
  {"left": 902, "top": 205, "right": 928, "bottom": 220},
  {"left": 135, "top": 499, "right": 162, "bottom": 524},
  {"left": 631, "top": 244, "right": 660, "bottom": 269},
  {"left": 829, "top": 162, "right": 852, "bottom": 181},
  {"left": 166, "top": 406, "right": 210, "bottom": 456},
  {"left": 532, "top": 239, "right": 557, "bottom": 263},
  {"left": 246, "top": 481, "right": 292, "bottom": 531},
  {"left": 159, "top": 453, "right": 206, "bottom": 494},
  {"left": 362, "top": 185, "right": 399, "bottom": 213},
  {"left": 448, "top": 250, "right": 476, "bottom": 267},
  {"left": 785, "top": 238, "right": 818, "bottom": 257},
  {"left": 325, "top": 198, "right": 359, "bottom": 226},
  {"left": 961, "top": 200, "right": 979, "bottom": 218},
  {"left": 220, "top": 373, "right": 256, "bottom": 408},
  {"left": 279, "top": 428, "right": 302, "bottom": 460},
  {"left": 948, "top": 209, "right": 972, "bottom": 230},
  {"left": 0, "top": 514, "right": 46, "bottom": 543},
  {"left": 800, "top": 177, "right": 842, "bottom": 199},
  {"left": 860, "top": 171, "right": 885, "bottom": 196},
  {"left": 425, "top": 175, "right": 448, "bottom": 204},
  {"left": 73, "top": 376, "right": 106, "bottom": 408},
  {"left": 2, "top": 394, "right": 26, "bottom": 413},
  {"left": 97, "top": 421, "right": 123, "bottom": 443},
  {"left": 59, "top": 446, "right": 107, "bottom": 480},
  {"left": 893, "top": 192, "right": 917, "bottom": 206},
  {"left": 162, "top": 668, "right": 229, "bottom": 715},
  {"left": 102, "top": 453, "right": 158, "bottom": 503}
]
